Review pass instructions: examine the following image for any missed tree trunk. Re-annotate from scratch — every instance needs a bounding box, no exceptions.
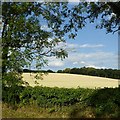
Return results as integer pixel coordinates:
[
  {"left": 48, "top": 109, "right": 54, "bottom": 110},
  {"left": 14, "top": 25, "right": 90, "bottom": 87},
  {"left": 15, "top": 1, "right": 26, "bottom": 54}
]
[
  {"left": 2, "top": 18, "right": 9, "bottom": 75},
  {"left": 2, "top": 45, "right": 9, "bottom": 75}
]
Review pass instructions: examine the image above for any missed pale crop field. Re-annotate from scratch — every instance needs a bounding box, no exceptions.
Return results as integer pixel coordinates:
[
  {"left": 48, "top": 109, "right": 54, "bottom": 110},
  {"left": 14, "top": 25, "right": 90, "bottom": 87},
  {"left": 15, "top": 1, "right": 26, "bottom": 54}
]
[{"left": 22, "top": 73, "right": 119, "bottom": 89}]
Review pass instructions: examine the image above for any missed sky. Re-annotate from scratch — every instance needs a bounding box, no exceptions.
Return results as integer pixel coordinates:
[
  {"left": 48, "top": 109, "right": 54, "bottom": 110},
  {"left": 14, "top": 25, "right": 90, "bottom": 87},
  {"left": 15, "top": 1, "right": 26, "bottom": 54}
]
[
  {"left": 43, "top": 23, "right": 118, "bottom": 71},
  {"left": 33, "top": 2, "right": 118, "bottom": 71}
]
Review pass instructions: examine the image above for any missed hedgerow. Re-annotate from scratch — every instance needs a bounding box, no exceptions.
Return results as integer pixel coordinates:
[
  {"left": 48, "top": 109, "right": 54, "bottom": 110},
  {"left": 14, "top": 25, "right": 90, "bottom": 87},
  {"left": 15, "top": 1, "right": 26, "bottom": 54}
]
[
  {"left": 2, "top": 85, "right": 94, "bottom": 107},
  {"left": 2, "top": 85, "right": 120, "bottom": 117}
]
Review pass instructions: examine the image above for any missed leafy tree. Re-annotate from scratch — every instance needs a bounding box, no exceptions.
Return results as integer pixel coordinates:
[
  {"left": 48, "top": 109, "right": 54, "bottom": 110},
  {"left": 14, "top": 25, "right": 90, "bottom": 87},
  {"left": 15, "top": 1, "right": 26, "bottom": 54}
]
[
  {"left": 64, "top": 2, "right": 120, "bottom": 36},
  {"left": 47, "top": 69, "right": 54, "bottom": 73},
  {"left": 70, "top": 68, "right": 80, "bottom": 74},
  {"left": 63, "top": 68, "right": 71, "bottom": 73},
  {"left": 57, "top": 70, "right": 63, "bottom": 73},
  {"left": 2, "top": 2, "right": 69, "bottom": 75},
  {"left": 2, "top": 2, "right": 74, "bottom": 86}
]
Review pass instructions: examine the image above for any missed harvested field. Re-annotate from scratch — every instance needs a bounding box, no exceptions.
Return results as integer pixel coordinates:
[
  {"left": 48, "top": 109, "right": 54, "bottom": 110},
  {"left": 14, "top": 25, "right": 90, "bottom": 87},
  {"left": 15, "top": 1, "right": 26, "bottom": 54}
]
[{"left": 22, "top": 73, "right": 119, "bottom": 89}]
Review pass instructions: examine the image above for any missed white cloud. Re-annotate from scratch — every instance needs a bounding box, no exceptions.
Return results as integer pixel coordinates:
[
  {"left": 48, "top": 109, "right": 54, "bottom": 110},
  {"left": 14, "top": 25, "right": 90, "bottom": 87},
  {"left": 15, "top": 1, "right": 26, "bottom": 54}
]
[
  {"left": 80, "top": 61, "right": 86, "bottom": 64},
  {"left": 67, "top": 43, "right": 79, "bottom": 48},
  {"left": 69, "top": 0, "right": 79, "bottom": 2},
  {"left": 47, "top": 57, "right": 64, "bottom": 67},
  {"left": 85, "top": 0, "right": 99, "bottom": 2},
  {"left": 73, "top": 62, "right": 78, "bottom": 65},
  {"left": 65, "top": 43, "right": 79, "bottom": 52},
  {"left": 79, "top": 44, "right": 104, "bottom": 48},
  {"left": 54, "top": 43, "right": 104, "bottom": 53},
  {"left": 79, "top": 61, "right": 106, "bottom": 69},
  {"left": 79, "top": 61, "right": 100, "bottom": 69},
  {"left": 65, "top": 51, "right": 117, "bottom": 69},
  {"left": 85, "top": 65, "right": 105, "bottom": 69},
  {"left": 49, "top": 61, "right": 64, "bottom": 67},
  {"left": 66, "top": 43, "right": 103, "bottom": 49}
]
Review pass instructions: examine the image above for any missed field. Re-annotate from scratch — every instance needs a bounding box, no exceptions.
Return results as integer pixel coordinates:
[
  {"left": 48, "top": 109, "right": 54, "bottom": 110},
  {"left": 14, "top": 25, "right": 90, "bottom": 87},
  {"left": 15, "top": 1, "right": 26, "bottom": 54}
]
[{"left": 22, "top": 73, "right": 119, "bottom": 89}]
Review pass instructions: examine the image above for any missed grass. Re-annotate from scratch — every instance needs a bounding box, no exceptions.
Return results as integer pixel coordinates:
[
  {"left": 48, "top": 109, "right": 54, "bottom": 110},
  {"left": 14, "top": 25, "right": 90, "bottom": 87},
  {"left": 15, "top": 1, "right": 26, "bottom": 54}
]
[{"left": 2, "top": 102, "right": 95, "bottom": 118}]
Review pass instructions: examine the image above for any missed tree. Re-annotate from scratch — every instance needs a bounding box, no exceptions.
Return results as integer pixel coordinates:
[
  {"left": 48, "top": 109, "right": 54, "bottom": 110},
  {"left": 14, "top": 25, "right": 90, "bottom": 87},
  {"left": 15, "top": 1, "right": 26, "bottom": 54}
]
[
  {"left": 63, "top": 68, "right": 71, "bottom": 73},
  {"left": 57, "top": 70, "right": 63, "bottom": 73},
  {"left": 2, "top": 2, "right": 69, "bottom": 75},
  {"left": 2, "top": 2, "right": 73, "bottom": 86},
  {"left": 70, "top": 68, "right": 80, "bottom": 74},
  {"left": 47, "top": 69, "right": 54, "bottom": 73},
  {"left": 62, "top": 2, "right": 120, "bottom": 37}
]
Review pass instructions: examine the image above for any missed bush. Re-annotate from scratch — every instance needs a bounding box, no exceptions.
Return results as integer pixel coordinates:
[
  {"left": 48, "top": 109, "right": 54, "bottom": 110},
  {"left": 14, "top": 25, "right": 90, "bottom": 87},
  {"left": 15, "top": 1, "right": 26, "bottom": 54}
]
[
  {"left": 2, "top": 85, "right": 24, "bottom": 105},
  {"left": 86, "top": 87, "right": 120, "bottom": 117},
  {"left": 2, "top": 85, "right": 120, "bottom": 118},
  {"left": 2, "top": 86, "right": 93, "bottom": 107}
]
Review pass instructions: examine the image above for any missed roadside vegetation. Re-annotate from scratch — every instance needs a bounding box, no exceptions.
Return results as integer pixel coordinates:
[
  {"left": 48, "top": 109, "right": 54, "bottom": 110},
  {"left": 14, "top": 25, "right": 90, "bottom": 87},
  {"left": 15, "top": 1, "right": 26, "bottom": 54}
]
[{"left": 2, "top": 84, "right": 120, "bottom": 118}]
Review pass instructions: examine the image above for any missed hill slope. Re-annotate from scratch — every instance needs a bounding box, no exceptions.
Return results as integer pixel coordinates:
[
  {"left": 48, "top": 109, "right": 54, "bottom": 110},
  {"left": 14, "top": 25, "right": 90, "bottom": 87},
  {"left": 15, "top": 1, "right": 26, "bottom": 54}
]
[{"left": 22, "top": 73, "right": 119, "bottom": 89}]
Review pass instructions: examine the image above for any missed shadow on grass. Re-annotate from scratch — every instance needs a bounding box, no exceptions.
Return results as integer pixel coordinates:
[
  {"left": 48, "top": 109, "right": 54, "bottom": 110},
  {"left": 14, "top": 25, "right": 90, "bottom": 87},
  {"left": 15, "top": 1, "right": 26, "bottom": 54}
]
[{"left": 69, "top": 87, "right": 120, "bottom": 118}]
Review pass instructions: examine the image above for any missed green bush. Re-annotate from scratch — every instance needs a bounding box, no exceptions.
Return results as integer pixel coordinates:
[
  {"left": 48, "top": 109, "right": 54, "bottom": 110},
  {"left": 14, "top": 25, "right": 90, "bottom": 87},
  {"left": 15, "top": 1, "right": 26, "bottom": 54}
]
[
  {"left": 2, "top": 86, "right": 93, "bottom": 107},
  {"left": 2, "top": 85, "right": 120, "bottom": 117},
  {"left": 2, "top": 85, "right": 24, "bottom": 105},
  {"left": 86, "top": 87, "right": 120, "bottom": 118}
]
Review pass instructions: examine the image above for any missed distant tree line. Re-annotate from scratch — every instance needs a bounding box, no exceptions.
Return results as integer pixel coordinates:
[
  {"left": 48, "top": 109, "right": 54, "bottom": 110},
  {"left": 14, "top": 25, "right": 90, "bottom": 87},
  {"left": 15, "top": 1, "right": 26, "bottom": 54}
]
[
  {"left": 23, "top": 69, "right": 55, "bottom": 73},
  {"left": 57, "top": 67, "right": 120, "bottom": 79}
]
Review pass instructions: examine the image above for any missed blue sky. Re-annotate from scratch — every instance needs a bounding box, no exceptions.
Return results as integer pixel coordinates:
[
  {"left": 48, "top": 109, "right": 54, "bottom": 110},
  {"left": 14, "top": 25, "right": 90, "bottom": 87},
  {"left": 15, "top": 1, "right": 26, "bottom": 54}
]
[
  {"left": 43, "top": 22, "right": 118, "bottom": 71},
  {"left": 32, "top": 2, "right": 118, "bottom": 71}
]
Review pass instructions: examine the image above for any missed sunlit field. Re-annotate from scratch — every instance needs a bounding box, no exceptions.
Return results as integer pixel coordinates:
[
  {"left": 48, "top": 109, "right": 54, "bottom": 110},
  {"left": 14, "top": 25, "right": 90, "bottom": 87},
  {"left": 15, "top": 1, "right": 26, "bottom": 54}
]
[{"left": 22, "top": 73, "right": 119, "bottom": 89}]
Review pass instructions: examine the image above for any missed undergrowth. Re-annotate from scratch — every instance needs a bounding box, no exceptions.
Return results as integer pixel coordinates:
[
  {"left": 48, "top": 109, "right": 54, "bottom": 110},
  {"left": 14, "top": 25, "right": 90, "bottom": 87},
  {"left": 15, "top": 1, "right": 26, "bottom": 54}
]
[{"left": 2, "top": 85, "right": 120, "bottom": 118}]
